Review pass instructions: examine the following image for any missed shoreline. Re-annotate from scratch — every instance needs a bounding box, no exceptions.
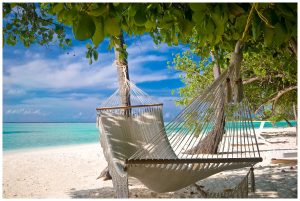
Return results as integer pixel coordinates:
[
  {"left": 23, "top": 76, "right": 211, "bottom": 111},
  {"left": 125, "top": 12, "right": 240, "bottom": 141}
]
[{"left": 3, "top": 142, "right": 100, "bottom": 155}]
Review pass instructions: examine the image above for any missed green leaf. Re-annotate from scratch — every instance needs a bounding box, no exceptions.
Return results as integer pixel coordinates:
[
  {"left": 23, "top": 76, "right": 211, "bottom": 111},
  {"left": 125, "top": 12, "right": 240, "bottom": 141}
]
[
  {"left": 272, "top": 23, "right": 288, "bottom": 46},
  {"left": 65, "top": 38, "right": 72, "bottom": 46},
  {"left": 234, "top": 14, "right": 247, "bottom": 32},
  {"left": 181, "top": 19, "right": 194, "bottom": 36},
  {"left": 62, "top": 8, "right": 77, "bottom": 26},
  {"left": 268, "top": 9, "right": 279, "bottom": 25},
  {"left": 263, "top": 25, "right": 274, "bottom": 46},
  {"left": 232, "top": 32, "right": 240, "bottom": 40},
  {"left": 93, "top": 50, "right": 99, "bottom": 61},
  {"left": 56, "top": 9, "right": 66, "bottom": 23},
  {"left": 3, "top": 3, "right": 12, "bottom": 17},
  {"left": 92, "top": 17, "right": 105, "bottom": 47},
  {"left": 192, "top": 11, "right": 206, "bottom": 24},
  {"left": 104, "top": 17, "right": 120, "bottom": 36},
  {"left": 108, "top": 37, "right": 115, "bottom": 50},
  {"left": 205, "top": 18, "right": 215, "bottom": 36},
  {"left": 128, "top": 5, "right": 137, "bottom": 17},
  {"left": 6, "top": 23, "right": 12, "bottom": 30},
  {"left": 135, "top": 26, "right": 146, "bottom": 35},
  {"left": 134, "top": 9, "right": 147, "bottom": 26},
  {"left": 86, "top": 48, "right": 92, "bottom": 58},
  {"left": 251, "top": 12, "right": 262, "bottom": 41},
  {"left": 53, "top": 3, "right": 64, "bottom": 14},
  {"left": 72, "top": 13, "right": 96, "bottom": 41},
  {"left": 6, "top": 34, "right": 17, "bottom": 45},
  {"left": 86, "top": 43, "right": 92, "bottom": 49},
  {"left": 190, "top": 3, "right": 207, "bottom": 12},
  {"left": 211, "top": 6, "right": 225, "bottom": 36},
  {"left": 276, "top": 3, "right": 294, "bottom": 18},
  {"left": 211, "top": 5, "right": 222, "bottom": 23},
  {"left": 145, "top": 20, "right": 156, "bottom": 29},
  {"left": 228, "top": 4, "right": 245, "bottom": 17},
  {"left": 87, "top": 4, "right": 107, "bottom": 16}
]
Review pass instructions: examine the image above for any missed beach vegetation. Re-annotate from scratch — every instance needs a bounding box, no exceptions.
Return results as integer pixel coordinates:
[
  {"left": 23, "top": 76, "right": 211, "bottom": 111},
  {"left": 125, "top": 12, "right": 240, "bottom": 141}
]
[{"left": 168, "top": 3, "right": 297, "bottom": 124}]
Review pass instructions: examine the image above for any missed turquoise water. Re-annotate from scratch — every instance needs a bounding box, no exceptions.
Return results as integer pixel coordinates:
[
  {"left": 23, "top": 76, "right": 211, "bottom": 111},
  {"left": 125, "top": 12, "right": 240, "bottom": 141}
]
[
  {"left": 2, "top": 121, "right": 296, "bottom": 151},
  {"left": 3, "top": 123, "right": 99, "bottom": 151}
]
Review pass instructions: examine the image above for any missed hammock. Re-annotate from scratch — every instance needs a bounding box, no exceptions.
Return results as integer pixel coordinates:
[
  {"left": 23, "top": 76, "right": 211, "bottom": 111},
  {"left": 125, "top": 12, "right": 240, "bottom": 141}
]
[{"left": 96, "top": 67, "right": 262, "bottom": 198}]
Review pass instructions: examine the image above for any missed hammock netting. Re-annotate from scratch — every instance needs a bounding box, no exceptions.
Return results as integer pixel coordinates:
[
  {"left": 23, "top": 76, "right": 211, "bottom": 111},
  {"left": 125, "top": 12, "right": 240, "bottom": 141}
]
[{"left": 96, "top": 67, "right": 262, "bottom": 197}]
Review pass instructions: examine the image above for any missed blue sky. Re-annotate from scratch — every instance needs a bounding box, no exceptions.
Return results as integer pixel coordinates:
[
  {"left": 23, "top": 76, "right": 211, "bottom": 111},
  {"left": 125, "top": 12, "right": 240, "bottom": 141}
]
[{"left": 3, "top": 31, "right": 188, "bottom": 122}]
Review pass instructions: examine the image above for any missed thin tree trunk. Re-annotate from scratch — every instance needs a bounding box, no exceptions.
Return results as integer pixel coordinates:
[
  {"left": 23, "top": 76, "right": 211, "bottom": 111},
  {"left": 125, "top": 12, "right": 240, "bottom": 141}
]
[
  {"left": 185, "top": 41, "right": 243, "bottom": 154},
  {"left": 114, "top": 32, "right": 131, "bottom": 110},
  {"left": 293, "top": 103, "right": 297, "bottom": 146},
  {"left": 99, "top": 31, "right": 130, "bottom": 180},
  {"left": 289, "top": 37, "right": 297, "bottom": 58},
  {"left": 185, "top": 50, "right": 225, "bottom": 154},
  {"left": 283, "top": 118, "right": 293, "bottom": 127}
]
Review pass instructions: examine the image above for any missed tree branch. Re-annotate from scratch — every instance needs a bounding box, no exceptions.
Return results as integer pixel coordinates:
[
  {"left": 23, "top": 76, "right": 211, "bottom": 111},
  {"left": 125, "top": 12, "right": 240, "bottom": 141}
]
[
  {"left": 11, "top": 4, "right": 61, "bottom": 27},
  {"left": 255, "top": 85, "right": 297, "bottom": 114},
  {"left": 243, "top": 74, "right": 284, "bottom": 85}
]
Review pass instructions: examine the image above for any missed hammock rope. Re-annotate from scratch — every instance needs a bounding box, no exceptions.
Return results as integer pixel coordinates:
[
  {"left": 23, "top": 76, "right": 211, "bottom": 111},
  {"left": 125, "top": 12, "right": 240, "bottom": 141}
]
[{"left": 96, "top": 67, "right": 262, "bottom": 197}]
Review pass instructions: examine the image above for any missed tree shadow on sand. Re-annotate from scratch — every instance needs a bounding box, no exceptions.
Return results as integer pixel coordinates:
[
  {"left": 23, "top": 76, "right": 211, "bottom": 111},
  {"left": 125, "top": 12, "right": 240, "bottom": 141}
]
[
  {"left": 68, "top": 164, "right": 297, "bottom": 198},
  {"left": 68, "top": 187, "right": 176, "bottom": 198},
  {"left": 249, "top": 164, "right": 297, "bottom": 198},
  {"left": 68, "top": 172, "right": 250, "bottom": 198}
]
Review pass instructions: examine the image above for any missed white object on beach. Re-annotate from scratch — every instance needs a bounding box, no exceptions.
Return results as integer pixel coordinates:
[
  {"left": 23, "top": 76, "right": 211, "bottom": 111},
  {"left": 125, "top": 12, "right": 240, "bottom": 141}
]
[{"left": 255, "top": 121, "right": 271, "bottom": 145}]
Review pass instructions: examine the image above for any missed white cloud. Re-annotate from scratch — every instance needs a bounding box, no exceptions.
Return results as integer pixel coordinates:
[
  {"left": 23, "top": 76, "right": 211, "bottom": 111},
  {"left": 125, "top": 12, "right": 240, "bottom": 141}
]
[
  {"left": 3, "top": 95, "right": 104, "bottom": 122},
  {"left": 24, "top": 49, "right": 42, "bottom": 59},
  {"left": 3, "top": 57, "right": 118, "bottom": 90},
  {"left": 129, "top": 55, "right": 166, "bottom": 65},
  {"left": 126, "top": 35, "right": 187, "bottom": 55},
  {"left": 21, "top": 96, "right": 104, "bottom": 109},
  {"left": 4, "top": 88, "right": 26, "bottom": 96},
  {"left": 4, "top": 40, "right": 178, "bottom": 92},
  {"left": 6, "top": 108, "right": 46, "bottom": 116},
  {"left": 131, "top": 72, "right": 171, "bottom": 83},
  {"left": 73, "top": 112, "right": 83, "bottom": 118}
]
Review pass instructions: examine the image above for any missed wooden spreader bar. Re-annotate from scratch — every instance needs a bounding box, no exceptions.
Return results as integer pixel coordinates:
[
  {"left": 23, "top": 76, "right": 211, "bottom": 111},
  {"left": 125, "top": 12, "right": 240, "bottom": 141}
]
[
  {"left": 125, "top": 157, "right": 263, "bottom": 165},
  {"left": 96, "top": 103, "right": 163, "bottom": 111}
]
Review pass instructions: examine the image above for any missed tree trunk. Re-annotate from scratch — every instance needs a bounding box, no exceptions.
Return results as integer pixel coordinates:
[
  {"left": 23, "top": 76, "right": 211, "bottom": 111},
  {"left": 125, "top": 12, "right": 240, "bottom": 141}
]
[
  {"left": 289, "top": 37, "right": 297, "bottom": 58},
  {"left": 283, "top": 118, "right": 293, "bottom": 127},
  {"left": 185, "top": 50, "right": 225, "bottom": 154},
  {"left": 99, "top": 31, "right": 130, "bottom": 180},
  {"left": 114, "top": 32, "right": 131, "bottom": 110},
  {"left": 185, "top": 41, "right": 243, "bottom": 154},
  {"left": 293, "top": 103, "right": 297, "bottom": 146}
]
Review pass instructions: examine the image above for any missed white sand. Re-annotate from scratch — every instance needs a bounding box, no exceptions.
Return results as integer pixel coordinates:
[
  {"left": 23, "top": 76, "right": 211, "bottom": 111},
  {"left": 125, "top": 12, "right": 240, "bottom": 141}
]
[{"left": 2, "top": 127, "right": 298, "bottom": 198}]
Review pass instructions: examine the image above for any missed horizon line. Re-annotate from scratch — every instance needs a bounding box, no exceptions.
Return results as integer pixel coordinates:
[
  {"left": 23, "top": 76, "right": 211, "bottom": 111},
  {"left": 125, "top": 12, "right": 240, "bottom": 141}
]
[{"left": 3, "top": 122, "right": 96, "bottom": 123}]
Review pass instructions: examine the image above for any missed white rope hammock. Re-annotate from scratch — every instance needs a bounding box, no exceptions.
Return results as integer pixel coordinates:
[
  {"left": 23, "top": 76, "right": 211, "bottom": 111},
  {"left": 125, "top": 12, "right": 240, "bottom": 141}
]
[{"left": 96, "top": 67, "right": 262, "bottom": 197}]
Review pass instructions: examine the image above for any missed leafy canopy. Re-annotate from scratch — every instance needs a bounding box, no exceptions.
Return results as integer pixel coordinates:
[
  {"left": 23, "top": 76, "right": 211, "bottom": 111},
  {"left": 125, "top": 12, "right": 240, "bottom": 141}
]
[
  {"left": 168, "top": 3, "right": 297, "bottom": 122},
  {"left": 4, "top": 3, "right": 297, "bottom": 58}
]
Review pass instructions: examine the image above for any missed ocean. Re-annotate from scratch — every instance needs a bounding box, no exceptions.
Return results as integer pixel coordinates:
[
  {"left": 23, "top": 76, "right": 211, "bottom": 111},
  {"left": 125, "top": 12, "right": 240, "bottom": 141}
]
[
  {"left": 2, "top": 121, "right": 296, "bottom": 151},
  {"left": 3, "top": 123, "right": 99, "bottom": 151}
]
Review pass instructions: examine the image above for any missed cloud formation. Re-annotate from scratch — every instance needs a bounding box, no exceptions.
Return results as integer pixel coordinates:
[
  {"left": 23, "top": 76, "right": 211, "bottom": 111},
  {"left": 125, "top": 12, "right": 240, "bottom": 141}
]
[
  {"left": 3, "top": 34, "right": 184, "bottom": 122},
  {"left": 6, "top": 108, "right": 46, "bottom": 116},
  {"left": 3, "top": 35, "right": 180, "bottom": 93}
]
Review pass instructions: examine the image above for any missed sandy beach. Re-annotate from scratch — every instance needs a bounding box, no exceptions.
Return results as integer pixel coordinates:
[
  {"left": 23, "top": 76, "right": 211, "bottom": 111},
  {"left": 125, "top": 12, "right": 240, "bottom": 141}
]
[{"left": 3, "top": 127, "right": 297, "bottom": 198}]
